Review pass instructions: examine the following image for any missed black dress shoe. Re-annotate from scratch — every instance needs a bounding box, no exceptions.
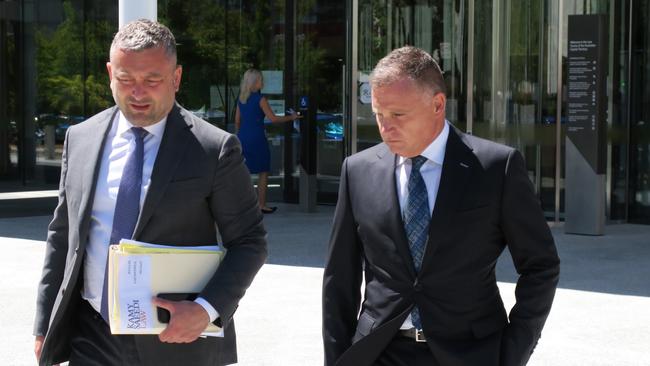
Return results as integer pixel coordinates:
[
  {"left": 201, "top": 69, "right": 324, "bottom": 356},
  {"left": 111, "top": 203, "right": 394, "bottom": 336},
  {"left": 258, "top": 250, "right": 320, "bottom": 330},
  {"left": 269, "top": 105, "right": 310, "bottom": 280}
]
[{"left": 261, "top": 206, "right": 278, "bottom": 214}]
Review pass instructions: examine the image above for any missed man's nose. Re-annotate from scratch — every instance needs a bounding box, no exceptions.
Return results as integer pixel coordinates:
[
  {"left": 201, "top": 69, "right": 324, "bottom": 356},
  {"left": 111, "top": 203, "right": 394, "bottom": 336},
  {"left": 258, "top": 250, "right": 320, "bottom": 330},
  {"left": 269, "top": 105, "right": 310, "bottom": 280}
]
[
  {"left": 378, "top": 115, "right": 393, "bottom": 128},
  {"left": 131, "top": 83, "right": 146, "bottom": 99}
]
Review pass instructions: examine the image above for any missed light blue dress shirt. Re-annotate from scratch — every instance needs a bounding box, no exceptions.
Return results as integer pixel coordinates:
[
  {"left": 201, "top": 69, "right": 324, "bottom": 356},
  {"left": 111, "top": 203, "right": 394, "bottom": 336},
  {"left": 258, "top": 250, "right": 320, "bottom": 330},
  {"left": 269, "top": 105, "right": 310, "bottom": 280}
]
[{"left": 83, "top": 111, "right": 219, "bottom": 323}]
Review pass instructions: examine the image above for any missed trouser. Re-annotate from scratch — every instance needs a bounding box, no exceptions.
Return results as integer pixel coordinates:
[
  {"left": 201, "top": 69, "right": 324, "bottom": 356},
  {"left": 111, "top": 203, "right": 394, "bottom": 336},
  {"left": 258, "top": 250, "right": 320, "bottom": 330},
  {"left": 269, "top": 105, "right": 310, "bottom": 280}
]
[
  {"left": 374, "top": 333, "right": 439, "bottom": 366},
  {"left": 69, "top": 300, "right": 141, "bottom": 366}
]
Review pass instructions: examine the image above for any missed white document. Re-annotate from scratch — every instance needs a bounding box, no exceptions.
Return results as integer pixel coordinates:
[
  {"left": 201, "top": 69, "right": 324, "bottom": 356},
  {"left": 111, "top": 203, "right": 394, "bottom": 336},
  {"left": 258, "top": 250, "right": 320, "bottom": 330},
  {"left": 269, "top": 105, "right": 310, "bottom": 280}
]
[{"left": 108, "top": 240, "right": 225, "bottom": 337}]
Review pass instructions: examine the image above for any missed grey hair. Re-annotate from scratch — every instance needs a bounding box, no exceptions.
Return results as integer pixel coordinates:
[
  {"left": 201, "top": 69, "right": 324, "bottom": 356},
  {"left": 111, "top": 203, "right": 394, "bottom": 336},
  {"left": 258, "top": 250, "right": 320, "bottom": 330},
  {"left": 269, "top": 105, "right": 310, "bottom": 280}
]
[
  {"left": 110, "top": 19, "right": 177, "bottom": 62},
  {"left": 370, "top": 46, "right": 446, "bottom": 96},
  {"left": 239, "top": 69, "right": 262, "bottom": 103}
]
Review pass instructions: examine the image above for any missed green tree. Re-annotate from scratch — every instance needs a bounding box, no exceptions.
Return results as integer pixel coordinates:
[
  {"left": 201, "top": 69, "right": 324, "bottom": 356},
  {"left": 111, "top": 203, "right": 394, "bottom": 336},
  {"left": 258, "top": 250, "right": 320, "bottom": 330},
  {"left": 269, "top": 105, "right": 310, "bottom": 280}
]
[{"left": 36, "top": 1, "right": 112, "bottom": 118}]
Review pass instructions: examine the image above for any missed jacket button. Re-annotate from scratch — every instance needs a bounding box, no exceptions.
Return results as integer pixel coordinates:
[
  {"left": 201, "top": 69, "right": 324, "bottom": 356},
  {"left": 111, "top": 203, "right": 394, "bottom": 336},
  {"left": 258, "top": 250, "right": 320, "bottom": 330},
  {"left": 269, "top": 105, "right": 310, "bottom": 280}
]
[
  {"left": 61, "top": 288, "right": 66, "bottom": 295},
  {"left": 413, "top": 280, "right": 422, "bottom": 292}
]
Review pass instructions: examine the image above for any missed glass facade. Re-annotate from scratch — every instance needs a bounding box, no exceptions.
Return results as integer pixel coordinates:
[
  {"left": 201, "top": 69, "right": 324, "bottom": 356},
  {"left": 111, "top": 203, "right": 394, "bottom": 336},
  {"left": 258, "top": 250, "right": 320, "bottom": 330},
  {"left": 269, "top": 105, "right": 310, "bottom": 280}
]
[
  {"left": 629, "top": 0, "right": 650, "bottom": 223},
  {"left": 352, "top": 0, "right": 643, "bottom": 222},
  {"left": 1, "top": 0, "right": 117, "bottom": 192},
  {"left": 158, "top": 0, "right": 294, "bottom": 200},
  {"left": 158, "top": 0, "right": 346, "bottom": 202},
  {"left": 356, "top": 0, "right": 468, "bottom": 148},
  {"left": 2, "top": 0, "right": 650, "bottom": 223}
]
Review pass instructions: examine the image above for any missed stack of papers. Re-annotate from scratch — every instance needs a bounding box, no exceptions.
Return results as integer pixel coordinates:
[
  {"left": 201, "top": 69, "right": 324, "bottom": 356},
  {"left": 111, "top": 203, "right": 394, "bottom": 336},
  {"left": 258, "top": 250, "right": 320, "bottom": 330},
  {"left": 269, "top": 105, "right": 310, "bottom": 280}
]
[{"left": 107, "top": 239, "right": 224, "bottom": 336}]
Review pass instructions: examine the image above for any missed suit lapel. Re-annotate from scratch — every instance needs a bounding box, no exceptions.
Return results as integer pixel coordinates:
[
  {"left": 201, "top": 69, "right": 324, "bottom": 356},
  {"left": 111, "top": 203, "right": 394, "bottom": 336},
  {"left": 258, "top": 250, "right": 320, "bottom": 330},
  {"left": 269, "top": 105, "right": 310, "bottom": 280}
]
[
  {"left": 374, "top": 145, "right": 417, "bottom": 279},
  {"left": 422, "top": 127, "right": 473, "bottom": 266},
  {"left": 133, "top": 105, "right": 193, "bottom": 239},
  {"left": 77, "top": 107, "right": 119, "bottom": 244}
]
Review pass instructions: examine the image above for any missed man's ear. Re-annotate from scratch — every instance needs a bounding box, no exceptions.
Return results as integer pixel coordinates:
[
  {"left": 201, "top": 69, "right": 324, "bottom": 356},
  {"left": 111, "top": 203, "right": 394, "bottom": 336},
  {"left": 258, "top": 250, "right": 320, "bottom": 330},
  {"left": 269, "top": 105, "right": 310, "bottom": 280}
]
[
  {"left": 173, "top": 65, "right": 183, "bottom": 91},
  {"left": 432, "top": 92, "right": 446, "bottom": 115},
  {"left": 106, "top": 62, "right": 113, "bottom": 81}
]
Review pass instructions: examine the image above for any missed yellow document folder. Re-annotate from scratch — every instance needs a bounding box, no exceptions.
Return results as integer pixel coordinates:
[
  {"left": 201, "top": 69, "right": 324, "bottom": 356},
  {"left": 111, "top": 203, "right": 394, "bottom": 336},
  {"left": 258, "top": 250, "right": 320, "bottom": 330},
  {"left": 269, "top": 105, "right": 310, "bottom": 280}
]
[{"left": 107, "top": 239, "right": 224, "bottom": 335}]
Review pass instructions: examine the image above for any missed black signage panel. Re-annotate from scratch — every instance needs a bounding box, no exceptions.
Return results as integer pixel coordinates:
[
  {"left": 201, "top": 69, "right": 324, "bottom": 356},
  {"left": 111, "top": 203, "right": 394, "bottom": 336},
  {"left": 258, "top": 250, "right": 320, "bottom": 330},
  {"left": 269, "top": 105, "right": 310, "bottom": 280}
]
[
  {"left": 567, "top": 14, "right": 607, "bottom": 174},
  {"left": 299, "top": 95, "right": 317, "bottom": 175}
]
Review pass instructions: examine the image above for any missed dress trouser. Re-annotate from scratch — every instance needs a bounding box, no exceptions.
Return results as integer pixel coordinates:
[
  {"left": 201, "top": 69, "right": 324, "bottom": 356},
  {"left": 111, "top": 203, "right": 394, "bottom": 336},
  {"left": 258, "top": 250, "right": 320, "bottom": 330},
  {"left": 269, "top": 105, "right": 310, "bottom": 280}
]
[
  {"left": 373, "top": 334, "right": 439, "bottom": 366},
  {"left": 69, "top": 300, "right": 141, "bottom": 366}
]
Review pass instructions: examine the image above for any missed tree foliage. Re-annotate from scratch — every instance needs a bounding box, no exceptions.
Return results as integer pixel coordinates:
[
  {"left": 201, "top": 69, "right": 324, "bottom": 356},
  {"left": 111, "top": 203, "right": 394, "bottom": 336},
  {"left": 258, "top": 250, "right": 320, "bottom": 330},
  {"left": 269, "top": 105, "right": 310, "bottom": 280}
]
[{"left": 36, "top": 1, "right": 112, "bottom": 117}]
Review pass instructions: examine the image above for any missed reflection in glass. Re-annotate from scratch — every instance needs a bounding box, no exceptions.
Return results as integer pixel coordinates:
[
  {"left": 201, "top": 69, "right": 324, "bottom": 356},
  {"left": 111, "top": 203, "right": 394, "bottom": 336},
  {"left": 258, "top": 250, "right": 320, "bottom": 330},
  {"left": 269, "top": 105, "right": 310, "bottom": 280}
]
[
  {"left": 357, "top": 0, "right": 467, "bottom": 151},
  {"left": 293, "top": 0, "right": 347, "bottom": 200},
  {"left": 34, "top": 1, "right": 113, "bottom": 177},
  {"left": 629, "top": 0, "right": 650, "bottom": 223},
  {"left": 1, "top": 16, "right": 17, "bottom": 184},
  {"left": 160, "top": 0, "right": 290, "bottom": 200},
  {"left": 472, "top": 0, "right": 560, "bottom": 216},
  {"left": 1, "top": 0, "right": 116, "bottom": 188}
]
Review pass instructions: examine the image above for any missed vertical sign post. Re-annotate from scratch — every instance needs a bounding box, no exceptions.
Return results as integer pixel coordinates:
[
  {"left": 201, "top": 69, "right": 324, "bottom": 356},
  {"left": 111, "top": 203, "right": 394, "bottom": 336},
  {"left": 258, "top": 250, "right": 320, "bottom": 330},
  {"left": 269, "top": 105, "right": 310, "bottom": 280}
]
[
  {"left": 565, "top": 14, "right": 607, "bottom": 235},
  {"left": 299, "top": 95, "right": 317, "bottom": 212}
]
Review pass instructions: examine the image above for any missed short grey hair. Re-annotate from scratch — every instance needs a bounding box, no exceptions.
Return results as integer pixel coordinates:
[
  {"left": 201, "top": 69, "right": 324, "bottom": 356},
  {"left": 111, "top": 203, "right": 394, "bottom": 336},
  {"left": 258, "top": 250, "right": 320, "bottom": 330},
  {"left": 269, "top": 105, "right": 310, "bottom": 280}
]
[
  {"left": 110, "top": 19, "right": 177, "bottom": 62},
  {"left": 370, "top": 46, "right": 446, "bottom": 96}
]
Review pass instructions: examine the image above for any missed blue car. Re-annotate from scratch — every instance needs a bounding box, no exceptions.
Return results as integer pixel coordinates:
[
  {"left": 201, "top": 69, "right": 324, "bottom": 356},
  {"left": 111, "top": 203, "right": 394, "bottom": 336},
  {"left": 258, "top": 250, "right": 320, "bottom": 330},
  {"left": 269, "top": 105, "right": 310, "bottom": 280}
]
[{"left": 52, "top": 115, "right": 85, "bottom": 143}]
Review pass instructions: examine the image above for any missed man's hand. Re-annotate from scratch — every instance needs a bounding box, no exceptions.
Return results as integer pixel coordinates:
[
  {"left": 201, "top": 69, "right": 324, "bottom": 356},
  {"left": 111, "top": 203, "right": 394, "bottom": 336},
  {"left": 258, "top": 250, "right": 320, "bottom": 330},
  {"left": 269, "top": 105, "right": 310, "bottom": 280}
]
[
  {"left": 153, "top": 297, "right": 210, "bottom": 343},
  {"left": 35, "top": 336, "right": 59, "bottom": 365},
  {"left": 35, "top": 336, "right": 45, "bottom": 362}
]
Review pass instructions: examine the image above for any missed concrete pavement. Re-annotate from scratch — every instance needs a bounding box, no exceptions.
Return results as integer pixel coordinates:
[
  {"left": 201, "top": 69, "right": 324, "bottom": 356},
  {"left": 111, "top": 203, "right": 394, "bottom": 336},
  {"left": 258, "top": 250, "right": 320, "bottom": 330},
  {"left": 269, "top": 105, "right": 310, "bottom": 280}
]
[{"left": 1, "top": 203, "right": 649, "bottom": 365}]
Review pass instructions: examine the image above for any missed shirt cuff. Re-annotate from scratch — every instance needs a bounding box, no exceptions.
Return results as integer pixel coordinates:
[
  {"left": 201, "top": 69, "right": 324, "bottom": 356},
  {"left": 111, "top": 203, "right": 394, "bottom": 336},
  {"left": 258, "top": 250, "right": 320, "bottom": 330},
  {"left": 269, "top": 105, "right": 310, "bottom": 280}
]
[{"left": 194, "top": 297, "right": 219, "bottom": 323}]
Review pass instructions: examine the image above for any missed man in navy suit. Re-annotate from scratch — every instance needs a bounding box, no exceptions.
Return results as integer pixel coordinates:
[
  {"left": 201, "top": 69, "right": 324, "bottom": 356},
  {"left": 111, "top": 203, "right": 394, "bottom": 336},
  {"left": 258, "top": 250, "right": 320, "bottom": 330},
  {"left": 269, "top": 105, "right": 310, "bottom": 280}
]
[{"left": 322, "top": 46, "right": 560, "bottom": 366}]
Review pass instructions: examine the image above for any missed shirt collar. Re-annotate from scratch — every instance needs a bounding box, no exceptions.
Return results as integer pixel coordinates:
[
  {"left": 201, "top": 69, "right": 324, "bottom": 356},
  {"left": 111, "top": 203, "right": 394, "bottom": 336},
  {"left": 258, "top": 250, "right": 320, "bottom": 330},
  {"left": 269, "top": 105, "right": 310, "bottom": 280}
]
[
  {"left": 116, "top": 110, "right": 167, "bottom": 139},
  {"left": 397, "top": 120, "right": 449, "bottom": 167}
]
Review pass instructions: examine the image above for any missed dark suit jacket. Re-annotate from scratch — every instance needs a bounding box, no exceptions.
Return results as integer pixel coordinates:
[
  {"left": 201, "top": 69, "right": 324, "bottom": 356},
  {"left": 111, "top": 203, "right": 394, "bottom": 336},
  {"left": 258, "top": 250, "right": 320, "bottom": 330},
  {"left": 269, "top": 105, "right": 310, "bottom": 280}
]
[
  {"left": 34, "top": 104, "right": 267, "bottom": 366},
  {"left": 323, "top": 126, "right": 560, "bottom": 366}
]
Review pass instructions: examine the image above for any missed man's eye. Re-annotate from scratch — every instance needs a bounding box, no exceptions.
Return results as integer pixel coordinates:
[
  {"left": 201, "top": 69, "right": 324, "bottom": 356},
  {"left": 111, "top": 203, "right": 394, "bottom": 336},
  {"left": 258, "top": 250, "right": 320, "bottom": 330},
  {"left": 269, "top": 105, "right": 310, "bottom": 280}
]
[
  {"left": 147, "top": 79, "right": 162, "bottom": 86},
  {"left": 118, "top": 78, "right": 134, "bottom": 85}
]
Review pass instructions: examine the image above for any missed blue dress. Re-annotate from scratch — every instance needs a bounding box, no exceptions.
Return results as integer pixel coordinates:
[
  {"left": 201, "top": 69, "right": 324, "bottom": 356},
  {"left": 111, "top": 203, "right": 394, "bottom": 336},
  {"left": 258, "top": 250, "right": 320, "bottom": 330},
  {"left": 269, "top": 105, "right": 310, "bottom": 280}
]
[{"left": 237, "top": 91, "right": 270, "bottom": 174}]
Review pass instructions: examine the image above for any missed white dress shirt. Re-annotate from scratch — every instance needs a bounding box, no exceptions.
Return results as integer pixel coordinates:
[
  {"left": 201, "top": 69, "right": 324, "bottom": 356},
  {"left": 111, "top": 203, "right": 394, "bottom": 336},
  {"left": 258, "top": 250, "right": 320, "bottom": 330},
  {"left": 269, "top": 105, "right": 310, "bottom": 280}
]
[
  {"left": 395, "top": 120, "right": 449, "bottom": 329},
  {"left": 83, "top": 111, "right": 218, "bottom": 323}
]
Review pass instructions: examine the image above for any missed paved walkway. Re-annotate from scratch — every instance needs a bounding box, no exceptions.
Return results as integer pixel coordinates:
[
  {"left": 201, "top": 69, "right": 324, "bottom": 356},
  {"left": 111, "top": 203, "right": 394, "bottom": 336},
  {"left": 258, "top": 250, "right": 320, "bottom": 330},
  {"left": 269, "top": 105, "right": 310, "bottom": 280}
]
[{"left": 1, "top": 204, "right": 649, "bottom": 365}]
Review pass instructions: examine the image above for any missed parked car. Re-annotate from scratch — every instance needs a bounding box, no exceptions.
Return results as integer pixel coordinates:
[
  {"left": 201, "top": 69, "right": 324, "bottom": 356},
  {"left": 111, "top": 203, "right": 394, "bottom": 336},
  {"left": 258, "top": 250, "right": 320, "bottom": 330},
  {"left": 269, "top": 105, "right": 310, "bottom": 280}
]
[
  {"left": 263, "top": 112, "right": 344, "bottom": 140},
  {"left": 8, "top": 119, "right": 45, "bottom": 145},
  {"left": 54, "top": 115, "right": 85, "bottom": 143},
  {"left": 36, "top": 114, "right": 85, "bottom": 143}
]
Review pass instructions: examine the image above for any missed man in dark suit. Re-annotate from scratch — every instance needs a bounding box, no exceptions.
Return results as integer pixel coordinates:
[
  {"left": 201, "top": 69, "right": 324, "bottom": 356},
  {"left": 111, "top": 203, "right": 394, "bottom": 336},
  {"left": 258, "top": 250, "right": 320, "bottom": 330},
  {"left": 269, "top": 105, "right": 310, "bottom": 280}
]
[
  {"left": 322, "top": 46, "right": 560, "bottom": 366},
  {"left": 33, "top": 19, "right": 267, "bottom": 366}
]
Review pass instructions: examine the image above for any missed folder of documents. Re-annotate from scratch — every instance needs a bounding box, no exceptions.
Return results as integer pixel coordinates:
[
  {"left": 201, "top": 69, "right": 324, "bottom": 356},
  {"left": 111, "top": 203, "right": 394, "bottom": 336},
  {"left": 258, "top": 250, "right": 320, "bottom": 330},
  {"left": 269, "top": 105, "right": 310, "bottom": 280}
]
[{"left": 107, "top": 239, "right": 225, "bottom": 336}]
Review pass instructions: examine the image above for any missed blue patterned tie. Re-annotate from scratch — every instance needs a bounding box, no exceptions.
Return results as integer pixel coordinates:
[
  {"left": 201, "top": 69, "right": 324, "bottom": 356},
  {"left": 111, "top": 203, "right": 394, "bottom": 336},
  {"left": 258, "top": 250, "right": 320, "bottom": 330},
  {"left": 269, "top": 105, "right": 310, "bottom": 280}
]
[
  {"left": 404, "top": 155, "right": 430, "bottom": 329},
  {"left": 100, "top": 127, "right": 147, "bottom": 322}
]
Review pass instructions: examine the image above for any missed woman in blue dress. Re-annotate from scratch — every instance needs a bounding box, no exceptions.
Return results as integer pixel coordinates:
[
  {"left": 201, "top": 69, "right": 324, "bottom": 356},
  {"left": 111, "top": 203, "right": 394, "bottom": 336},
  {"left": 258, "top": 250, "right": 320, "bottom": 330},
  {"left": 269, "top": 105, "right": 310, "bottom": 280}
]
[{"left": 235, "top": 69, "right": 300, "bottom": 213}]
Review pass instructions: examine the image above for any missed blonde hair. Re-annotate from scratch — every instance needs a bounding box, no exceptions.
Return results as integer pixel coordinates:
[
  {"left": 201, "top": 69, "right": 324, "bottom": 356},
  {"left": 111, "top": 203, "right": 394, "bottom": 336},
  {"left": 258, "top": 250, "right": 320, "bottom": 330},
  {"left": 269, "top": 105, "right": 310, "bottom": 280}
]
[{"left": 239, "top": 69, "right": 263, "bottom": 103}]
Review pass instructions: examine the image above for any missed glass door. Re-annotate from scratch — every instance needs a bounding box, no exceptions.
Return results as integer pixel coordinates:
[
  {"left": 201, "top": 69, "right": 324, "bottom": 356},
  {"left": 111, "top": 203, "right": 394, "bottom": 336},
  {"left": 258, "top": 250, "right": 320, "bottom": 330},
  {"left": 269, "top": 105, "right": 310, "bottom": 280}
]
[
  {"left": 471, "top": 0, "right": 560, "bottom": 218},
  {"left": 355, "top": 0, "right": 468, "bottom": 152},
  {"left": 159, "top": 0, "right": 291, "bottom": 202},
  {"left": 0, "top": 12, "right": 15, "bottom": 186},
  {"left": 1, "top": 0, "right": 116, "bottom": 190},
  {"left": 160, "top": 0, "right": 347, "bottom": 205},
  {"left": 295, "top": 0, "right": 347, "bottom": 203},
  {"left": 628, "top": 0, "right": 650, "bottom": 223}
]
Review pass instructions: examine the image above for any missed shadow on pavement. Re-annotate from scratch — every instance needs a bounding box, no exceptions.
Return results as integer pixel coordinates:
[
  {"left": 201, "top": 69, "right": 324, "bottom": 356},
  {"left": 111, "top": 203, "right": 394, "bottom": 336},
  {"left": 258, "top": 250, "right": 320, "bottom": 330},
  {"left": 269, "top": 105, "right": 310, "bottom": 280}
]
[
  {"left": 497, "top": 225, "right": 650, "bottom": 298},
  {"left": 3, "top": 203, "right": 649, "bottom": 298},
  {"left": 0, "top": 215, "right": 50, "bottom": 241},
  {"left": 262, "top": 204, "right": 333, "bottom": 268}
]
